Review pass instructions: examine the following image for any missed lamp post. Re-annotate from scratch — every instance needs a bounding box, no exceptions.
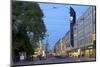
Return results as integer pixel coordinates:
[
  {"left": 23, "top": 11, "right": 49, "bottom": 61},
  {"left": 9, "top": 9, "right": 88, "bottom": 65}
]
[{"left": 45, "top": 33, "right": 49, "bottom": 58}]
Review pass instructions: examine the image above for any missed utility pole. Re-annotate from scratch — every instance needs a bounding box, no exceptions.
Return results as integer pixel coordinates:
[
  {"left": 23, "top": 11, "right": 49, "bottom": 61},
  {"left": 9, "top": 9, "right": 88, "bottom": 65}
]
[{"left": 45, "top": 33, "right": 49, "bottom": 58}]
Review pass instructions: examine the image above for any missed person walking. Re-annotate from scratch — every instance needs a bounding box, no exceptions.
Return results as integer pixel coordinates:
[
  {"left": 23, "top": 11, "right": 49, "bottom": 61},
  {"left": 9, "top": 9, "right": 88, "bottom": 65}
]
[{"left": 38, "top": 50, "right": 42, "bottom": 60}]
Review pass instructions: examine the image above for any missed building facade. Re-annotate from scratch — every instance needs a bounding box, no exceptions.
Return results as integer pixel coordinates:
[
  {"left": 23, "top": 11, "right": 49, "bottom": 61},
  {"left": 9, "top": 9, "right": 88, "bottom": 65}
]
[
  {"left": 54, "top": 31, "right": 72, "bottom": 56},
  {"left": 54, "top": 6, "right": 96, "bottom": 58},
  {"left": 73, "top": 6, "right": 96, "bottom": 49},
  {"left": 54, "top": 38, "right": 66, "bottom": 56},
  {"left": 73, "top": 6, "right": 96, "bottom": 57}
]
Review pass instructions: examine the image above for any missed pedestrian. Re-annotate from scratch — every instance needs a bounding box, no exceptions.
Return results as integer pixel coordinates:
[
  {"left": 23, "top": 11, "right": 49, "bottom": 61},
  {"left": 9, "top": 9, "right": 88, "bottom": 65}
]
[{"left": 39, "top": 54, "right": 42, "bottom": 60}]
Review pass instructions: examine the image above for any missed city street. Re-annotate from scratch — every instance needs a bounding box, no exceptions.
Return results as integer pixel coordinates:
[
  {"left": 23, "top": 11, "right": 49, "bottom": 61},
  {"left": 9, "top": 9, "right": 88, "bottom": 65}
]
[
  {"left": 13, "top": 56, "right": 95, "bottom": 66},
  {"left": 12, "top": 1, "right": 96, "bottom": 66}
]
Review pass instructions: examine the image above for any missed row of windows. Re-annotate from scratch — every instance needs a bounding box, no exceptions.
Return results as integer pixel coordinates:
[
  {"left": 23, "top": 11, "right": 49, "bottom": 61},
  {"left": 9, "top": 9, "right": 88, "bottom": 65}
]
[{"left": 77, "top": 34, "right": 93, "bottom": 46}]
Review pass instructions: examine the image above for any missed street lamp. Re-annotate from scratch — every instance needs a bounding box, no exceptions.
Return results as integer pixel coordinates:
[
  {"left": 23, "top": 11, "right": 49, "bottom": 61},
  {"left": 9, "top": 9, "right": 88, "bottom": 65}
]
[{"left": 70, "top": 16, "right": 73, "bottom": 22}]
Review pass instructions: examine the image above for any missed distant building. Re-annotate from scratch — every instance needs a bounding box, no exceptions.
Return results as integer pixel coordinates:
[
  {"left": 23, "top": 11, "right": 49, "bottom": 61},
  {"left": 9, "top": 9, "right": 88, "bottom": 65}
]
[
  {"left": 54, "top": 31, "right": 72, "bottom": 55},
  {"left": 54, "top": 38, "right": 64, "bottom": 55},
  {"left": 64, "top": 31, "right": 71, "bottom": 48}
]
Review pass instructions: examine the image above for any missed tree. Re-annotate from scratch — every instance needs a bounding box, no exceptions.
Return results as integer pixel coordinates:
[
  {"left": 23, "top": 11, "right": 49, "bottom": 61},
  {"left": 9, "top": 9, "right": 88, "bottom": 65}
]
[{"left": 12, "top": 1, "right": 46, "bottom": 61}]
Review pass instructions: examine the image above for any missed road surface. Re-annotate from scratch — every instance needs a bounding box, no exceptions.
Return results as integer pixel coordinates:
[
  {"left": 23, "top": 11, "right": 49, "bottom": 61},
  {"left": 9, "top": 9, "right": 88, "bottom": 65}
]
[{"left": 13, "top": 56, "right": 95, "bottom": 66}]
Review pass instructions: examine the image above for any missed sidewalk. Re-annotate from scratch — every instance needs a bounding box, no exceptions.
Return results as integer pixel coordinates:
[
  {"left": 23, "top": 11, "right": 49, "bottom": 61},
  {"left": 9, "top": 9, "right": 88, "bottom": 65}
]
[{"left": 74, "top": 57, "right": 96, "bottom": 61}]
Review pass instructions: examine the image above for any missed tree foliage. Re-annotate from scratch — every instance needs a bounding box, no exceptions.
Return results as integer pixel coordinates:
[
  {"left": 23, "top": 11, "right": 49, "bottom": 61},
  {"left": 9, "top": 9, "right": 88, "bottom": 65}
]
[{"left": 12, "top": 1, "right": 46, "bottom": 55}]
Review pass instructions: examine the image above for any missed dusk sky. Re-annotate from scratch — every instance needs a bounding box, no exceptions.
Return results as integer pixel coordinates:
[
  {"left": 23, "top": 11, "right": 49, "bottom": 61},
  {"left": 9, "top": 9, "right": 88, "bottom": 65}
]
[{"left": 39, "top": 3, "right": 89, "bottom": 49}]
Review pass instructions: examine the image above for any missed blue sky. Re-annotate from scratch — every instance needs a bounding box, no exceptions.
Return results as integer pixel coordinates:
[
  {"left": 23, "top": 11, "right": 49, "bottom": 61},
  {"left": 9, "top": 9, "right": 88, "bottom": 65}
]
[{"left": 39, "top": 3, "right": 89, "bottom": 49}]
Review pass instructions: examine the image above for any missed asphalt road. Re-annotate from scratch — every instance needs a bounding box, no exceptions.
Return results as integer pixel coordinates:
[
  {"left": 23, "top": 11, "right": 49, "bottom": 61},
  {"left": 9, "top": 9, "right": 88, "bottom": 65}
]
[{"left": 13, "top": 56, "right": 95, "bottom": 66}]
